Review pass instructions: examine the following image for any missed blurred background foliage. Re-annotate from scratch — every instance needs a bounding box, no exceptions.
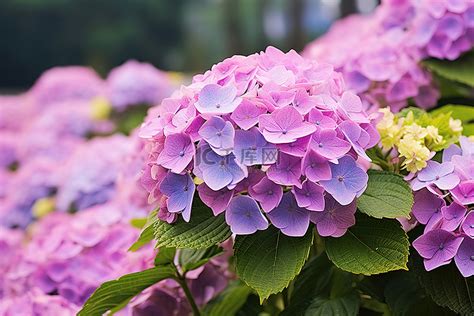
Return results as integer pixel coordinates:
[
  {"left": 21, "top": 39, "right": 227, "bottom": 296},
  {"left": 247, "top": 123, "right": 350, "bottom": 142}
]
[{"left": 0, "top": 0, "right": 379, "bottom": 89}]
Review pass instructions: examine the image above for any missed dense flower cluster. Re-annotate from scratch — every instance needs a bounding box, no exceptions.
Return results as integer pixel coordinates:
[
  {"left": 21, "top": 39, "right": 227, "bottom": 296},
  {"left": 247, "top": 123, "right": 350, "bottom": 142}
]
[
  {"left": 411, "top": 136, "right": 474, "bottom": 277},
  {"left": 303, "top": 0, "right": 474, "bottom": 111},
  {"left": 106, "top": 60, "right": 175, "bottom": 111},
  {"left": 139, "top": 47, "right": 379, "bottom": 237},
  {"left": 377, "top": 108, "right": 463, "bottom": 173}
]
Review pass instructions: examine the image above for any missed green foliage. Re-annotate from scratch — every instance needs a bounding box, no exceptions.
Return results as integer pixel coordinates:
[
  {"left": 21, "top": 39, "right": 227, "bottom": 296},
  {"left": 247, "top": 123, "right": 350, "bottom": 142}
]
[
  {"left": 154, "top": 247, "right": 176, "bottom": 266},
  {"left": 78, "top": 266, "right": 176, "bottom": 316},
  {"left": 203, "top": 281, "right": 253, "bottom": 316},
  {"left": 384, "top": 271, "right": 456, "bottom": 316},
  {"left": 282, "top": 254, "right": 359, "bottom": 316},
  {"left": 178, "top": 246, "right": 223, "bottom": 273},
  {"left": 233, "top": 226, "right": 313, "bottom": 302},
  {"left": 325, "top": 214, "right": 410, "bottom": 275},
  {"left": 412, "top": 256, "right": 474, "bottom": 315},
  {"left": 431, "top": 104, "right": 474, "bottom": 136},
  {"left": 153, "top": 199, "right": 231, "bottom": 249},
  {"left": 358, "top": 170, "right": 413, "bottom": 219},
  {"left": 423, "top": 50, "right": 474, "bottom": 87},
  {"left": 128, "top": 210, "right": 158, "bottom": 251}
]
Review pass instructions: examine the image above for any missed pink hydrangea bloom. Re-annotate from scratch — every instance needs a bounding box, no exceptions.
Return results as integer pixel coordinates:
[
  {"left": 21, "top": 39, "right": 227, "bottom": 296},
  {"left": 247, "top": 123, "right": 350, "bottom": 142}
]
[
  {"left": 303, "top": 0, "right": 474, "bottom": 111},
  {"left": 106, "top": 60, "right": 174, "bottom": 111},
  {"left": 139, "top": 47, "right": 378, "bottom": 237}
]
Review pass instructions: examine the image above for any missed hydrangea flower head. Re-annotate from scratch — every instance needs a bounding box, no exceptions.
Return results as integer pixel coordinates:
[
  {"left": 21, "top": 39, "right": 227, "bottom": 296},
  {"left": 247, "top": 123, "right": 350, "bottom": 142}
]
[
  {"left": 139, "top": 47, "right": 378, "bottom": 237},
  {"left": 303, "top": 0, "right": 474, "bottom": 111},
  {"left": 106, "top": 60, "right": 174, "bottom": 111}
]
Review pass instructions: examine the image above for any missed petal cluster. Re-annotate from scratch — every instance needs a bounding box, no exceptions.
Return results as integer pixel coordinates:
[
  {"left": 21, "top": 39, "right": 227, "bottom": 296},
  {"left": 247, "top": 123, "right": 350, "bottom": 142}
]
[{"left": 139, "top": 47, "right": 379, "bottom": 237}]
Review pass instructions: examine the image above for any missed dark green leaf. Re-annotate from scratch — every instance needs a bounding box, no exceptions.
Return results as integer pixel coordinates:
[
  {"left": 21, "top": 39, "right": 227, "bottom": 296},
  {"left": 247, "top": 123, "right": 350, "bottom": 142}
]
[
  {"left": 128, "top": 211, "right": 158, "bottom": 251},
  {"left": 326, "top": 214, "right": 409, "bottom": 275},
  {"left": 234, "top": 226, "right": 313, "bottom": 302},
  {"left": 203, "top": 281, "right": 253, "bottom": 316},
  {"left": 154, "top": 199, "right": 231, "bottom": 249},
  {"left": 358, "top": 170, "right": 413, "bottom": 219},
  {"left": 78, "top": 266, "right": 176, "bottom": 316},
  {"left": 423, "top": 51, "right": 474, "bottom": 87},
  {"left": 179, "top": 246, "right": 223, "bottom": 273},
  {"left": 154, "top": 247, "right": 176, "bottom": 266},
  {"left": 412, "top": 255, "right": 474, "bottom": 315}
]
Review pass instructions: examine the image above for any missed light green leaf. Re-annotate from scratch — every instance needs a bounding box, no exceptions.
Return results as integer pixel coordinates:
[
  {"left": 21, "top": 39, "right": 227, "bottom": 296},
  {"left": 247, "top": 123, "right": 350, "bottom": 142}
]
[
  {"left": 153, "top": 199, "right": 231, "bottom": 249},
  {"left": 128, "top": 210, "right": 158, "bottom": 251},
  {"left": 203, "top": 281, "right": 253, "bottom": 316},
  {"left": 357, "top": 170, "right": 413, "bottom": 219},
  {"left": 78, "top": 266, "right": 176, "bottom": 316},
  {"left": 326, "top": 214, "right": 409, "bottom": 275},
  {"left": 412, "top": 256, "right": 474, "bottom": 315},
  {"left": 431, "top": 104, "right": 474, "bottom": 136},
  {"left": 234, "top": 226, "right": 313, "bottom": 302},
  {"left": 179, "top": 246, "right": 223, "bottom": 273},
  {"left": 154, "top": 247, "right": 176, "bottom": 266},
  {"left": 423, "top": 51, "right": 474, "bottom": 87}
]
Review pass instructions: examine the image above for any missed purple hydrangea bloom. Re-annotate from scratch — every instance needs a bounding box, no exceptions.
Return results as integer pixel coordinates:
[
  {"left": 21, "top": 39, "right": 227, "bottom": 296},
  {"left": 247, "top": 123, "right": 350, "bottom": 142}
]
[
  {"left": 413, "top": 229, "right": 464, "bottom": 271},
  {"left": 195, "top": 144, "right": 246, "bottom": 191},
  {"left": 267, "top": 192, "right": 311, "bottom": 237},
  {"left": 230, "top": 99, "right": 267, "bottom": 130},
  {"left": 233, "top": 128, "right": 277, "bottom": 166},
  {"left": 451, "top": 180, "right": 474, "bottom": 205},
  {"left": 267, "top": 153, "right": 302, "bottom": 188},
  {"left": 461, "top": 211, "right": 474, "bottom": 238},
  {"left": 310, "top": 194, "right": 356, "bottom": 237},
  {"left": 248, "top": 176, "right": 283, "bottom": 213},
  {"left": 455, "top": 237, "right": 474, "bottom": 277},
  {"left": 225, "top": 196, "right": 268, "bottom": 235},
  {"left": 197, "top": 184, "right": 233, "bottom": 216},
  {"left": 157, "top": 133, "right": 195, "bottom": 174},
  {"left": 412, "top": 161, "right": 460, "bottom": 191},
  {"left": 292, "top": 180, "right": 325, "bottom": 212},
  {"left": 259, "top": 106, "right": 316, "bottom": 144},
  {"left": 320, "top": 156, "right": 368, "bottom": 205},
  {"left": 195, "top": 84, "right": 242, "bottom": 114},
  {"left": 302, "top": 149, "right": 332, "bottom": 182},
  {"left": 160, "top": 173, "right": 195, "bottom": 222},
  {"left": 310, "top": 129, "right": 351, "bottom": 160},
  {"left": 440, "top": 202, "right": 467, "bottom": 232},
  {"left": 198, "top": 116, "right": 235, "bottom": 155},
  {"left": 412, "top": 189, "right": 446, "bottom": 231}
]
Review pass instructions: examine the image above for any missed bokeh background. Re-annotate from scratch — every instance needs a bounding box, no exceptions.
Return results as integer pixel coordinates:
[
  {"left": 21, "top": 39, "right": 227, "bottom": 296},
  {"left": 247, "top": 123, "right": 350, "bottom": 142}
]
[{"left": 0, "top": 0, "right": 380, "bottom": 90}]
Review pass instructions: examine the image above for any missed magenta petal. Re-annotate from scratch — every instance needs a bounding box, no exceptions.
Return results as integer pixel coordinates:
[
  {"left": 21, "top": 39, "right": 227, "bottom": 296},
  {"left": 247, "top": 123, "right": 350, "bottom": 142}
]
[
  {"left": 413, "top": 229, "right": 464, "bottom": 265},
  {"left": 310, "top": 129, "right": 351, "bottom": 160},
  {"left": 302, "top": 149, "right": 332, "bottom": 182},
  {"left": 156, "top": 133, "right": 195, "bottom": 174},
  {"left": 230, "top": 99, "right": 267, "bottom": 130},
  {"left": 461, "top": 211, "right": 474, "bottom": 238},
  {"left": 197, "top": 183, "right": 234, "bottom": 216},
  {"left": 292, "top": 180, "right": 325, "bottom": 211},
  {"left": 451, "top": 180, "right": 474, "bottom": 205},
  {"left": 455, "top": 238, "right": 474, "bottom": 277},
  {"left": 310, "top": 194, "right": 356, "bottom": 237},
  {"left": 440, "top": 202, "right": 467, "bottom": 232},
  {"left": 267, "top": 153, "right": 302, "bottom": 187},
  {"left": 249, "top": 176, "right": 283, "bottom": 213},
  {"left": 412, "top": 189, "right": 446, "bottom": 225}
]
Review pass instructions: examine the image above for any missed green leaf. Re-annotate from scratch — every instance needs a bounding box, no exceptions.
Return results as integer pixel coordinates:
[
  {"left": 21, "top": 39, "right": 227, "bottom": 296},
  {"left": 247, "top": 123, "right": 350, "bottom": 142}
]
[
  {"left": 384, "top": 271, "right": 456, "bottom": 316},
  {"left": 128, "top": 211, "right": 158, "bottom": 251},
  {"left": 78, "top": 266, "right": 176, "bottom": 316},
  {"left": 431, "top": 104, "right": 474, "bottom": 136},
  {"left": 203, "top": 281, "right": 253, "bottom": 316},
  {"left": 234, "top": 226, "right": 313, "bottom": 302},
  {"left": 130, "top": 217, "right": 147, "bottom": 229},
  {"left": 423, "top": 50, "right": 474, "bottom": 87},
  {"left": 325, "top": 214, "right": 410, "bottom": 275},
  {"left": 412, "top": 256, "right": 474, "bottom": 315},
  {"left": 357, "top": 170, "right": 414, "bottom": 219},
  {"left": 301, "top": 292, "right": 360, "bottom": 316},
  {"left": 154, "top": 247, "right": 176, "bottom": 266},
  {"left": 179, "top": 245, "right": 223, "bottom": 273},
  {"left": 154, "top": 199, "right": 231, "bottom": 249}
]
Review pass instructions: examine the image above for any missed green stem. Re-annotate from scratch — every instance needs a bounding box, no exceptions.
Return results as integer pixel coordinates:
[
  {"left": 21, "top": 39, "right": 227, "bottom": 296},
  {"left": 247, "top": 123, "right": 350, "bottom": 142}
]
[{"left": 177, "top": 275, "right": 201, "bottom": 316}]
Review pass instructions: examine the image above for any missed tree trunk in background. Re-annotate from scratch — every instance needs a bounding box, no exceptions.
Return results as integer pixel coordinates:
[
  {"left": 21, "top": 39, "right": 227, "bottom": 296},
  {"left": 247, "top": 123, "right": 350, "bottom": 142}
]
[
  {"left": 340, "top": 0, "right": 357, "bottom": 17},
  {"left": 288, "top": 0, "right": 305, "bottom": 51}
]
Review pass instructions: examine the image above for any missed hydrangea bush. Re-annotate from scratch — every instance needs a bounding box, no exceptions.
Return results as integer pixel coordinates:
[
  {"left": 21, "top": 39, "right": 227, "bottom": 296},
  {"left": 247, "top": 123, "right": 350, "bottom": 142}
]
[{"left": 2, "top": 1, "right": 474, "bottom": 315}]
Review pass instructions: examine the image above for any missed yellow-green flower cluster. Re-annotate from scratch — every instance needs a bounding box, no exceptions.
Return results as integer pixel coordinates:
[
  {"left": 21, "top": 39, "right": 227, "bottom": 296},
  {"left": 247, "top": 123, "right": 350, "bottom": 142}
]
[{"left": 377, "top": 108, "right": 463, "bottom": 173}]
